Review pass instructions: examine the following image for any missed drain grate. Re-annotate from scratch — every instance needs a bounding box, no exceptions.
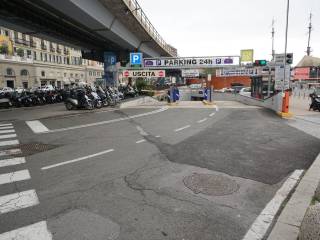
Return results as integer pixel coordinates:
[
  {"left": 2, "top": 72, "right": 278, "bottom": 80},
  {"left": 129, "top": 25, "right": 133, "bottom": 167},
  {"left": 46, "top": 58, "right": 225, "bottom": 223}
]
[
  {"left": 11, "top": 143, "right": 59, "bottom": 156},
  {"left": 183, "top": 173, "right": 239, "bottom": 196}
]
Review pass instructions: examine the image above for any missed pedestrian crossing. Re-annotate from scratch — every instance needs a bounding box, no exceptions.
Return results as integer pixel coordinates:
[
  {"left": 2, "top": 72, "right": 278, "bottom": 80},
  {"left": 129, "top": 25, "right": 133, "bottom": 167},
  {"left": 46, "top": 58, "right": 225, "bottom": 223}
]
[{"left": 0, "top": 122, "right": 52, "bottom": 239}]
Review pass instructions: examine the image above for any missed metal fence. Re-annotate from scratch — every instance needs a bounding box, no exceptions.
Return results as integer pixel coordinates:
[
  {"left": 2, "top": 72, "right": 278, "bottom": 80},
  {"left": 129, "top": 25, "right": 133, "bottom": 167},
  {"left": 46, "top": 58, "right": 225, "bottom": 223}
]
[{"left": 122, "top": 0, "right": 177, "bottom": 57}]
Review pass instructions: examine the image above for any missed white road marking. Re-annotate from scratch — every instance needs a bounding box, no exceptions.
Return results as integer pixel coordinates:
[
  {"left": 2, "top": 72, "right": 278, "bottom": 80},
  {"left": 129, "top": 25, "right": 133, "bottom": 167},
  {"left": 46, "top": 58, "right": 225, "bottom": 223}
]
[
  {"left": 136, "top": 126, "right": 148, "bottom": 136},
  {"left": 0, "top": 157, "right": 25, "bottom": 168},
  {"left": 40, "top": 107, "right": 168, "bottom": 134},
  {"left": 155, "top": 135, "right": 161, "bottom": 138},
  {"left": 0, "top": 129, "right": 15, "bottom": 134},
  {"left": 0, "top": 123, "right": 12, "bottom": 127},
  {"left": 0, "top": 170, "right": 31, "bottom": 185},
  {"left": 0, "top": 190, "right": 39, "bottom": 215},
  {"left": 175, "top": 125, "right": 191, "bottom": 132},
  {"left": 0, "top": 140, "right": 19, "bottom": 147},
  {"left": 41, "top": 148, "right": 114, "bottom": 170},
  {"left": 209, "top": 112, "right": 216, "bottom": 117},
  {"left": 0, "top": 134, "right": 17, "bottom": 140},
  {"left": 215, "top": 105, "right": 219, "bottom": 111},
  {"left": 242, "top": 169, "right": 304, "bottom": 240},
  {"left": 136, "top": 139, "right": 146, "bottom": 144},
  {"left": 0, "top": 149, "right": 22, "bottom": 157},
  {"left": 197, "top": 118, "right": 208, "bottom": 123},
  {"left": 0, "top": 221, "right": 52, "bottom": 240},
  {"left": 26, "top": 120, "right": 49, "bottom": 133},
  {"left": 0, "top": 126, "right": 14, "bottom": 130}
]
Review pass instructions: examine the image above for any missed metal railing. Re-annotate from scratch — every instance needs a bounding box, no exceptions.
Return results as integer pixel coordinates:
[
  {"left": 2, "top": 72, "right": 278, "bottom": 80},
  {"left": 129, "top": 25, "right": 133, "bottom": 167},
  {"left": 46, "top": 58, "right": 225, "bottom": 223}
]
[{"left": 122, "top": 0, "right": 177, "bottom": 56}]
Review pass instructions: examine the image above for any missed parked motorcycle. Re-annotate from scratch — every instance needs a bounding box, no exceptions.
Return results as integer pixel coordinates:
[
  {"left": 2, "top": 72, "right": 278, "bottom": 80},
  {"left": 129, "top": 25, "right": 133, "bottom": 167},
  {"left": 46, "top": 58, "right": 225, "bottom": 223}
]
[
  {"left": 65, "top": 89, "right": 93, "bottom": 110},
  {"left": 309, "top": 92, "right": 320, "bottom": 111}
]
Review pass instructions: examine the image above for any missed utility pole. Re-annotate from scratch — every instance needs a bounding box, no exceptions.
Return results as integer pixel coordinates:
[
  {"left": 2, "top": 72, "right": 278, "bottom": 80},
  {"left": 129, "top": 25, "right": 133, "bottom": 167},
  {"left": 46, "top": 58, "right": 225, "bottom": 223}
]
[
  {"left": 271, "top": 18, "right": 275, "bottom": 61},
  {"left": 306, "top": 13, "right": 312, "bottom": 56}
]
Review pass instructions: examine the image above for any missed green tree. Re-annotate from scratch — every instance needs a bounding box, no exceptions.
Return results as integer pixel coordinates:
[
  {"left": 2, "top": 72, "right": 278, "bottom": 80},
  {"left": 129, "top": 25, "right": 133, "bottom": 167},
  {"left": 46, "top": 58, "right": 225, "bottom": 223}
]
[
  {"left": 0, "top": 45, "right": 9, "bottom": 55},
  {"left": 16, "top": 48, "right": 24, "bottom": 57}
]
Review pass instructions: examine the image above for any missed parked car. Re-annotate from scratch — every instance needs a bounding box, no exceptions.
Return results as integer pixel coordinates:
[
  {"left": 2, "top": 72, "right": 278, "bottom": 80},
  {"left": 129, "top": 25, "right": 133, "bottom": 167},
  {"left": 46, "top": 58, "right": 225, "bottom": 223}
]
[
  {"left": 239, "top": 87, "right": 251, "bottom": 97},
  {"left": 41, "top": 85, "right": 55, "bottom": 92}
]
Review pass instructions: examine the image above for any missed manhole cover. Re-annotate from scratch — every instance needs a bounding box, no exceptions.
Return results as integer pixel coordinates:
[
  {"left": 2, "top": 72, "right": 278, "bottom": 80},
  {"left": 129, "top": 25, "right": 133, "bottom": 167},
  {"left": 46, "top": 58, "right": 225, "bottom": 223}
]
[
  {"left": 9, "top": 143, "right": 59, "bottom": 156},
  {"left": 183, "top": 173, "right": 239, "bottom": 196}
]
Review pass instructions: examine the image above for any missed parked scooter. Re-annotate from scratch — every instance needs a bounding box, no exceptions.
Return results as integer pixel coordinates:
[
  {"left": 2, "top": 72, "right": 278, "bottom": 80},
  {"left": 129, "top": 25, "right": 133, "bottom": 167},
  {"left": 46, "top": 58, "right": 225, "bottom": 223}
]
[
  {"left": 64, "top": 89, "right": 93, "bottom": 110},
  {"left": 309, "top": 92, "right": 320, "bottom": 111}
]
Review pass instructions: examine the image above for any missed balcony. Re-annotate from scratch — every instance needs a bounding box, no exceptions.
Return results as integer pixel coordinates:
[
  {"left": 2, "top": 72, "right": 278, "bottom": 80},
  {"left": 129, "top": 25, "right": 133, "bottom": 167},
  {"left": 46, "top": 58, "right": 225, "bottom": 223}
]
[
  {"left": 41, "top": 44, "right": 47, "bottom": 50},
  {"left": 56, "top": 48, "right": 62, "bottom": 54},
  {"left": 50, "top": 47, "right": 55, "bottom": 52},
  {"left": 30, "top": 41, "right": 37, "bottom": 48}
]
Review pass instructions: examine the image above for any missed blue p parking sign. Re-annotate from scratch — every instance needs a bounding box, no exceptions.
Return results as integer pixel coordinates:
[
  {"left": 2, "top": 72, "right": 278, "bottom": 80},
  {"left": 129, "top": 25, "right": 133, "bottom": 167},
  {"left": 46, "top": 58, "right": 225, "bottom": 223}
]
[{"left": 130, "top": 52, "right": 143, "bottom": 65}]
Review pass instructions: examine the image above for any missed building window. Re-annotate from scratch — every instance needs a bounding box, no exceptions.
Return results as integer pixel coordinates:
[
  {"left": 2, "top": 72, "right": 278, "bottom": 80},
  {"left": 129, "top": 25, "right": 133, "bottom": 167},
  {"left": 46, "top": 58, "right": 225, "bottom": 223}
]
[
  {"left": 4, "top": 30, "right": 9, "bottom": 36},
  {"left": 70, "top": 73, "right": 73, "bottom": 77},
  {"left": 81, "top": 74, "right": 84, "bottom": 78},
  {"left": 21, "top": 69, "right": 29, "bottom": 76},
  {"left": 64, "top": 73, "right": 67, "bottom": 77},
  {"left": 89, "top": 71, "right": 92, "bottom": 76},
  {"left": 27, "top": 50, "right": 32, "bottom": 57},
  {"left": 6, "top": 68, "right": 14, "bottom": 76},
  {"left": 75, "top": 73, "right": 78, "bottom": 78},
  {"left": 22, "top": 82, "right": 28, "bottom": 89},
  {"left": 33, "top": 51, "right": 37, "bottom": 60},
  {"left": 41, "top": 71, "right": 45, "bottom": 77}
]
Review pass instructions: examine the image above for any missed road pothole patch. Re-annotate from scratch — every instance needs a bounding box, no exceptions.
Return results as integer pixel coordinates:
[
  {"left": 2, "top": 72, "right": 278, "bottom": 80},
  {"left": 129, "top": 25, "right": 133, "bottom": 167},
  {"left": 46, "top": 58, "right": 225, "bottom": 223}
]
[
  {"left": 11, "top": 142, "right": 59, "bottom": 156},
  {"left": 183, "top": 173, "right": 239, "bottom": 196}
]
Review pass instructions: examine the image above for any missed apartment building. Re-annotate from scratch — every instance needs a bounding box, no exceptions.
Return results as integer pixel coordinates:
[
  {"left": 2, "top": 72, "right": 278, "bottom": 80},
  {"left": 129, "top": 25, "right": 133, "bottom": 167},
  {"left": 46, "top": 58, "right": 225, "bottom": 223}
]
[{"left": 0, "top": 26, "right": 104, "bottom": 89}]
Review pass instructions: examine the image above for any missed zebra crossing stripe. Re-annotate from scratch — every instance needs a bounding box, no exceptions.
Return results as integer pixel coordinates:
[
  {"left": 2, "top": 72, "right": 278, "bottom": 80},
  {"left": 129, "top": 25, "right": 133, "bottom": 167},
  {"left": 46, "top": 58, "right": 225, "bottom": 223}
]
[
  {"left": 0, "top": 157, "right": 25, "bottom": 168},
  {"left": 0, "top": 149, "right": 22, "bottom": 157},
  {"left": 0, "top": 140, "right": 19, "bottom": 147},
  {"left": 0, "top": 126, "right": 14, "bottom": 130},
  {"left": 0, "top": 134, "right": 17, "bottom": 140},
  {"left": 0, "top": 190, "right": 39, "bottom": 215},
  {"left": 0, "top": 221, "right": 52, "bottom": 240},
  {"left": 0, "top": 124, "right": 12, "bottom": 127},
  {"left": 0, "top": 129, "right": 15, "bottom": 134},
  {"left": 0, "top": 170, "right": 30, "bottom": 185}
]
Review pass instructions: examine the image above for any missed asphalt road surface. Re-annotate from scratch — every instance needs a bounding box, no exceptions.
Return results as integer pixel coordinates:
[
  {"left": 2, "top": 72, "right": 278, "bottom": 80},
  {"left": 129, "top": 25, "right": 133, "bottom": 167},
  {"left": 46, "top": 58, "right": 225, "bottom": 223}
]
[{"left": 0, "top": 96, "right": 319, "bottom": 240}]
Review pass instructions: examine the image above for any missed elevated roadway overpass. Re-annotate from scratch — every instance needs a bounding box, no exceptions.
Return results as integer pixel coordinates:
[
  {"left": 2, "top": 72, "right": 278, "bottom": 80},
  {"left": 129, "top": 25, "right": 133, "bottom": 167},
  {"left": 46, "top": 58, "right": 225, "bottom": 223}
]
[{"left": 0, "top": 0, "right": 177, "bottom": 62}]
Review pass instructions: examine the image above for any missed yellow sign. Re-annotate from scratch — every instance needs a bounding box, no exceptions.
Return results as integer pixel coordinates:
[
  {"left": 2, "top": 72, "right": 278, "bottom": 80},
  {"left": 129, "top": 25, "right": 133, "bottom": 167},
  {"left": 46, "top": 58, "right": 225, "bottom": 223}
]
[
  {"left": 0, "top": 35, "right": 13, "bottom": 55},
  {"left": 240, "top": 49, "right": 254, "bottom": 62}
]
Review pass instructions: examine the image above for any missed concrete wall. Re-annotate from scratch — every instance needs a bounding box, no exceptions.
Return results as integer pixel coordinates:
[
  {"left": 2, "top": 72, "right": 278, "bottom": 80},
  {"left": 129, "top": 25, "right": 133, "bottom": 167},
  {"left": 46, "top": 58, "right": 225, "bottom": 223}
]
[{"left": 236, "top": 93, "right": 283, "bottom": 113}]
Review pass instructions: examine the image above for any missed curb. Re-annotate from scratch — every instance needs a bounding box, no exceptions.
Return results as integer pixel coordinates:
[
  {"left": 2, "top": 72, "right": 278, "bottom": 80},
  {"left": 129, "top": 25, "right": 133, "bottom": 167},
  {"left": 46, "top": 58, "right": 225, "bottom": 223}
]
[
  {"left": 267, "top": 153, "right": 320, "bottom": 240},
  {"left": 202, "top": 100, "right": 215, "bottom": 105},
  {"left": 277, "top": 112, "right": 293, "bottom": 119},
  {"left": 119, "top": 96, "right": 160, "bottom": 109}
]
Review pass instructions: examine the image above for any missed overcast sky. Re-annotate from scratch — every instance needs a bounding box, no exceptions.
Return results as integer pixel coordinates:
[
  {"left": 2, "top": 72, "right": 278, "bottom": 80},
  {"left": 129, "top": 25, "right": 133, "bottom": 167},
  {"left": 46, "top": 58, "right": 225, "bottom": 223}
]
[{"left": 138, "top": 0, "right": 319, "bottom": 65}]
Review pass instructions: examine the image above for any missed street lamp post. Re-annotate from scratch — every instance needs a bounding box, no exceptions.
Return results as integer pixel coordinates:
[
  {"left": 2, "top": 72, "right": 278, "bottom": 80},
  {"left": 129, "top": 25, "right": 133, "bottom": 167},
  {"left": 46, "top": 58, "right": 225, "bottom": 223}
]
[{"left": 283, "top": 0, "right": 290, "bottom": 92}]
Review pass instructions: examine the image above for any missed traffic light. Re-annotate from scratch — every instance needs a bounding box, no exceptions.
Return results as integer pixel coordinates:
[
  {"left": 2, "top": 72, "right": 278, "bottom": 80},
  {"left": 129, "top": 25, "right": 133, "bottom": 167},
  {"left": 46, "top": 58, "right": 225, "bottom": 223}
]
[
  {"left": 286, "top": 53, "right": 293, "bottom": 64},
  {"left": 254, "top": 60, "right": 267, "bottom": 66}
]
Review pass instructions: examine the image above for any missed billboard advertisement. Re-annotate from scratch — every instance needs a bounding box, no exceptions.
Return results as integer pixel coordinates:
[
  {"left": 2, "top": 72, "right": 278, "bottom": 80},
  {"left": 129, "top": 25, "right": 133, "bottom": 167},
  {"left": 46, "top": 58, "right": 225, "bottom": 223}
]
[
  {"left": 240, "top": 49, "right": 254, "bottom": 62},
  {"left": 143, "top": 56, "right": 240, "bottom": 69}
]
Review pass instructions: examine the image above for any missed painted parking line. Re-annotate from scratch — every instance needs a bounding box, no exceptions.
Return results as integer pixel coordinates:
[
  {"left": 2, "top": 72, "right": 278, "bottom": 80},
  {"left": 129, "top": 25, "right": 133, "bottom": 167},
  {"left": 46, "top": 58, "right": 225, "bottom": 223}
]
[
  {"left": 29, "top": 107, "right": 168, "bottom": 134},
  {"left": 0, "top": 134, "right": 17, "bottom": 140},
  {"left": 0, "top": 149, "right": 22, "bottom": 157},
  {"left": 209, "top": 112, "right": 216, "bottom": 117},
  {"left": 242, "top": 169, "right": 304, "bottom": 240},
  {"left": 0, "top": 123, "right": 12, "bottom": 127},
  {"left": 41, "top": 148, "right": 114, "bottom": 170},
  {"left": 0, "top": 221, "right": 52, "bottom": 240},
  {"left": 136, "top": 139, "right": 146, "bottom": 144},
  {"left": 0, "top": 190, "right": 39, "bottom": 215},
  {"left": 174, "top": 125, "right": 191, "bottom": 132},
  {"left": 26, "top": 120, "right": 49, "bottom": 134},
  {"left": 0, "top": 126, "right": 14, "bottom": 130},
  {"left": 0, "top": 157, "right": 25, "bottom": 168},
  {"left": 0, "top": 140, "right": 19, "bottom": 147},
  {"left": 0, "top": 170, "right": 31, "bottom": 185},
  {"left": 0, "top": 129, "right": 15, "bottom": 134},
  {"left": 197, "top": 118, "right": 208, "bottom": 123}
]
